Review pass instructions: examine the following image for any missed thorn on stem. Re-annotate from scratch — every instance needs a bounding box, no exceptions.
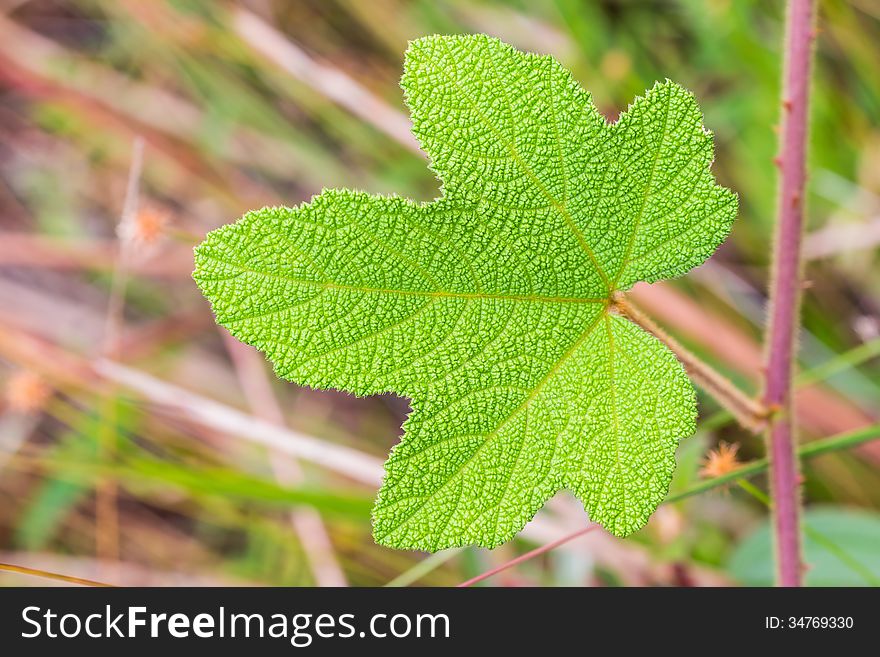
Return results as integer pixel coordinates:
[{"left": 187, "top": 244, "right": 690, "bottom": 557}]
[
  {"left": 773, "top": 156, "right": 784, "bottom": 169},
  {"left": 791, "top": 193, "right": 801, "bottom": 208},
  {"left": 783, "top": 99, "right": 793, "bottom": 112},
  {"left": 763, "top": 402, "right": 783, "bottom": 419}
]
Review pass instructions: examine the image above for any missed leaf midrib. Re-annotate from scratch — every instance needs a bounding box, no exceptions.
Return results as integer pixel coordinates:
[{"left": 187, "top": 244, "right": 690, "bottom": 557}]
[{"left": 202, "top": 256, "right": 609, "bottom": 305}]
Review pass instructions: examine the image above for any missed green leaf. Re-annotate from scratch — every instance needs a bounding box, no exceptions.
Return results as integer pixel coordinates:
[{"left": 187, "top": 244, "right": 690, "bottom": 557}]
[
  {"left": 193, "top": 34, "right": 736, "bottom": 550},
  {"left": 728, "top": 507, "right": 880, "bottom": 586}
]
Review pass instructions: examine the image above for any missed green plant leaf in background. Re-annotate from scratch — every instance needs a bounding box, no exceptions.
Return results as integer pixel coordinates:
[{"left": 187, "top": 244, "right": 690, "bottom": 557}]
[
  {"left": 194, "top": 34, "right": 736, "bottom": 550},
  {"left": 729, "top": 507, "right": 880, "bottom": 586}
]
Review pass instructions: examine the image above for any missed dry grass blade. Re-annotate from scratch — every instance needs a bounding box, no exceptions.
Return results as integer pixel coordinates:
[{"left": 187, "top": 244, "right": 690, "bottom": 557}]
[
  {"left": 233, "top": 8, "right": 422, "bottom": 154},
  {"left": 223, "top": 335, "right": 348, "bottom": 586},
  {"left": 93, "top": 359, "right": 385, "bottom": 486},
  {"left": 0, "top": 561, "right": 112, "bottom": 587}
]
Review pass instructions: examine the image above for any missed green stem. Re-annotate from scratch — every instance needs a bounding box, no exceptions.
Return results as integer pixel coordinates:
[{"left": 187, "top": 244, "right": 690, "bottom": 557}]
[
  {"left": 386, "top": 550, "right": 461, "bottom": 587},
  {"left": 795, "top": 338, "right": 880, "bottom": 389},
  {"left": 666, "top": 424, "right": 880, "bottom": 505},
  {"left": 694, "top": 338, "right": 880, "bottom": 434},
  {"left": 737, "top": 479, "right": 770, "bottom": 505}
]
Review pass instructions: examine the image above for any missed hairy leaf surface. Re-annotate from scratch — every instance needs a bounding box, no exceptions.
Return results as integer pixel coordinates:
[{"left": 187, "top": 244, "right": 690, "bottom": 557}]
[{"left": 194, "top": 34, "right": 736, "bottom": 550}]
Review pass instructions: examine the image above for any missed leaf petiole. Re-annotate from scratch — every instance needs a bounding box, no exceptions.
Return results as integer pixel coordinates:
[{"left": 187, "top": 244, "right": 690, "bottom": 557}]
[{"left": 612, "top": 294, "right": 769, "bottom": 433}]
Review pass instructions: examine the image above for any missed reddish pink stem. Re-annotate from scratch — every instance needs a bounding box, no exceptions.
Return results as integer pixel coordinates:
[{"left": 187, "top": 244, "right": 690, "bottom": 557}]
[
  {"left": 763, "top": 0, "right": 816, "bottom": 587},
  {"left": 457, "top": 526, "right": 597, "bottom": 587}
]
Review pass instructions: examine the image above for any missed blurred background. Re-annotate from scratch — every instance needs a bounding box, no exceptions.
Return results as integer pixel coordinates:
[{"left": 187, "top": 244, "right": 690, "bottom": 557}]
[{"left": 0, "top": 0, "right": 877, "bottom": 587}]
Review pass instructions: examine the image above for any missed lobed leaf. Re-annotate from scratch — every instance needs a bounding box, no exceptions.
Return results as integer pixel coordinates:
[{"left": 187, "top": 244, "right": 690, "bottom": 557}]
[{"left": 194, "top": 34, "right": 736, "bottom": 550}]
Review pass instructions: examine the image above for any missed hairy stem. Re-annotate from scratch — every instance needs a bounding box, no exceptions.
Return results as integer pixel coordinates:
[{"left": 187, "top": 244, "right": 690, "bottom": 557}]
[
  {"left": 613, "top": 295, "right": 768, "bottom": 433},
  {"left": 458, "top": 526, "right": 598, "bottom": 587},
  {"left": 762, "top": 0, "right": 816, "bottom": 587}
]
